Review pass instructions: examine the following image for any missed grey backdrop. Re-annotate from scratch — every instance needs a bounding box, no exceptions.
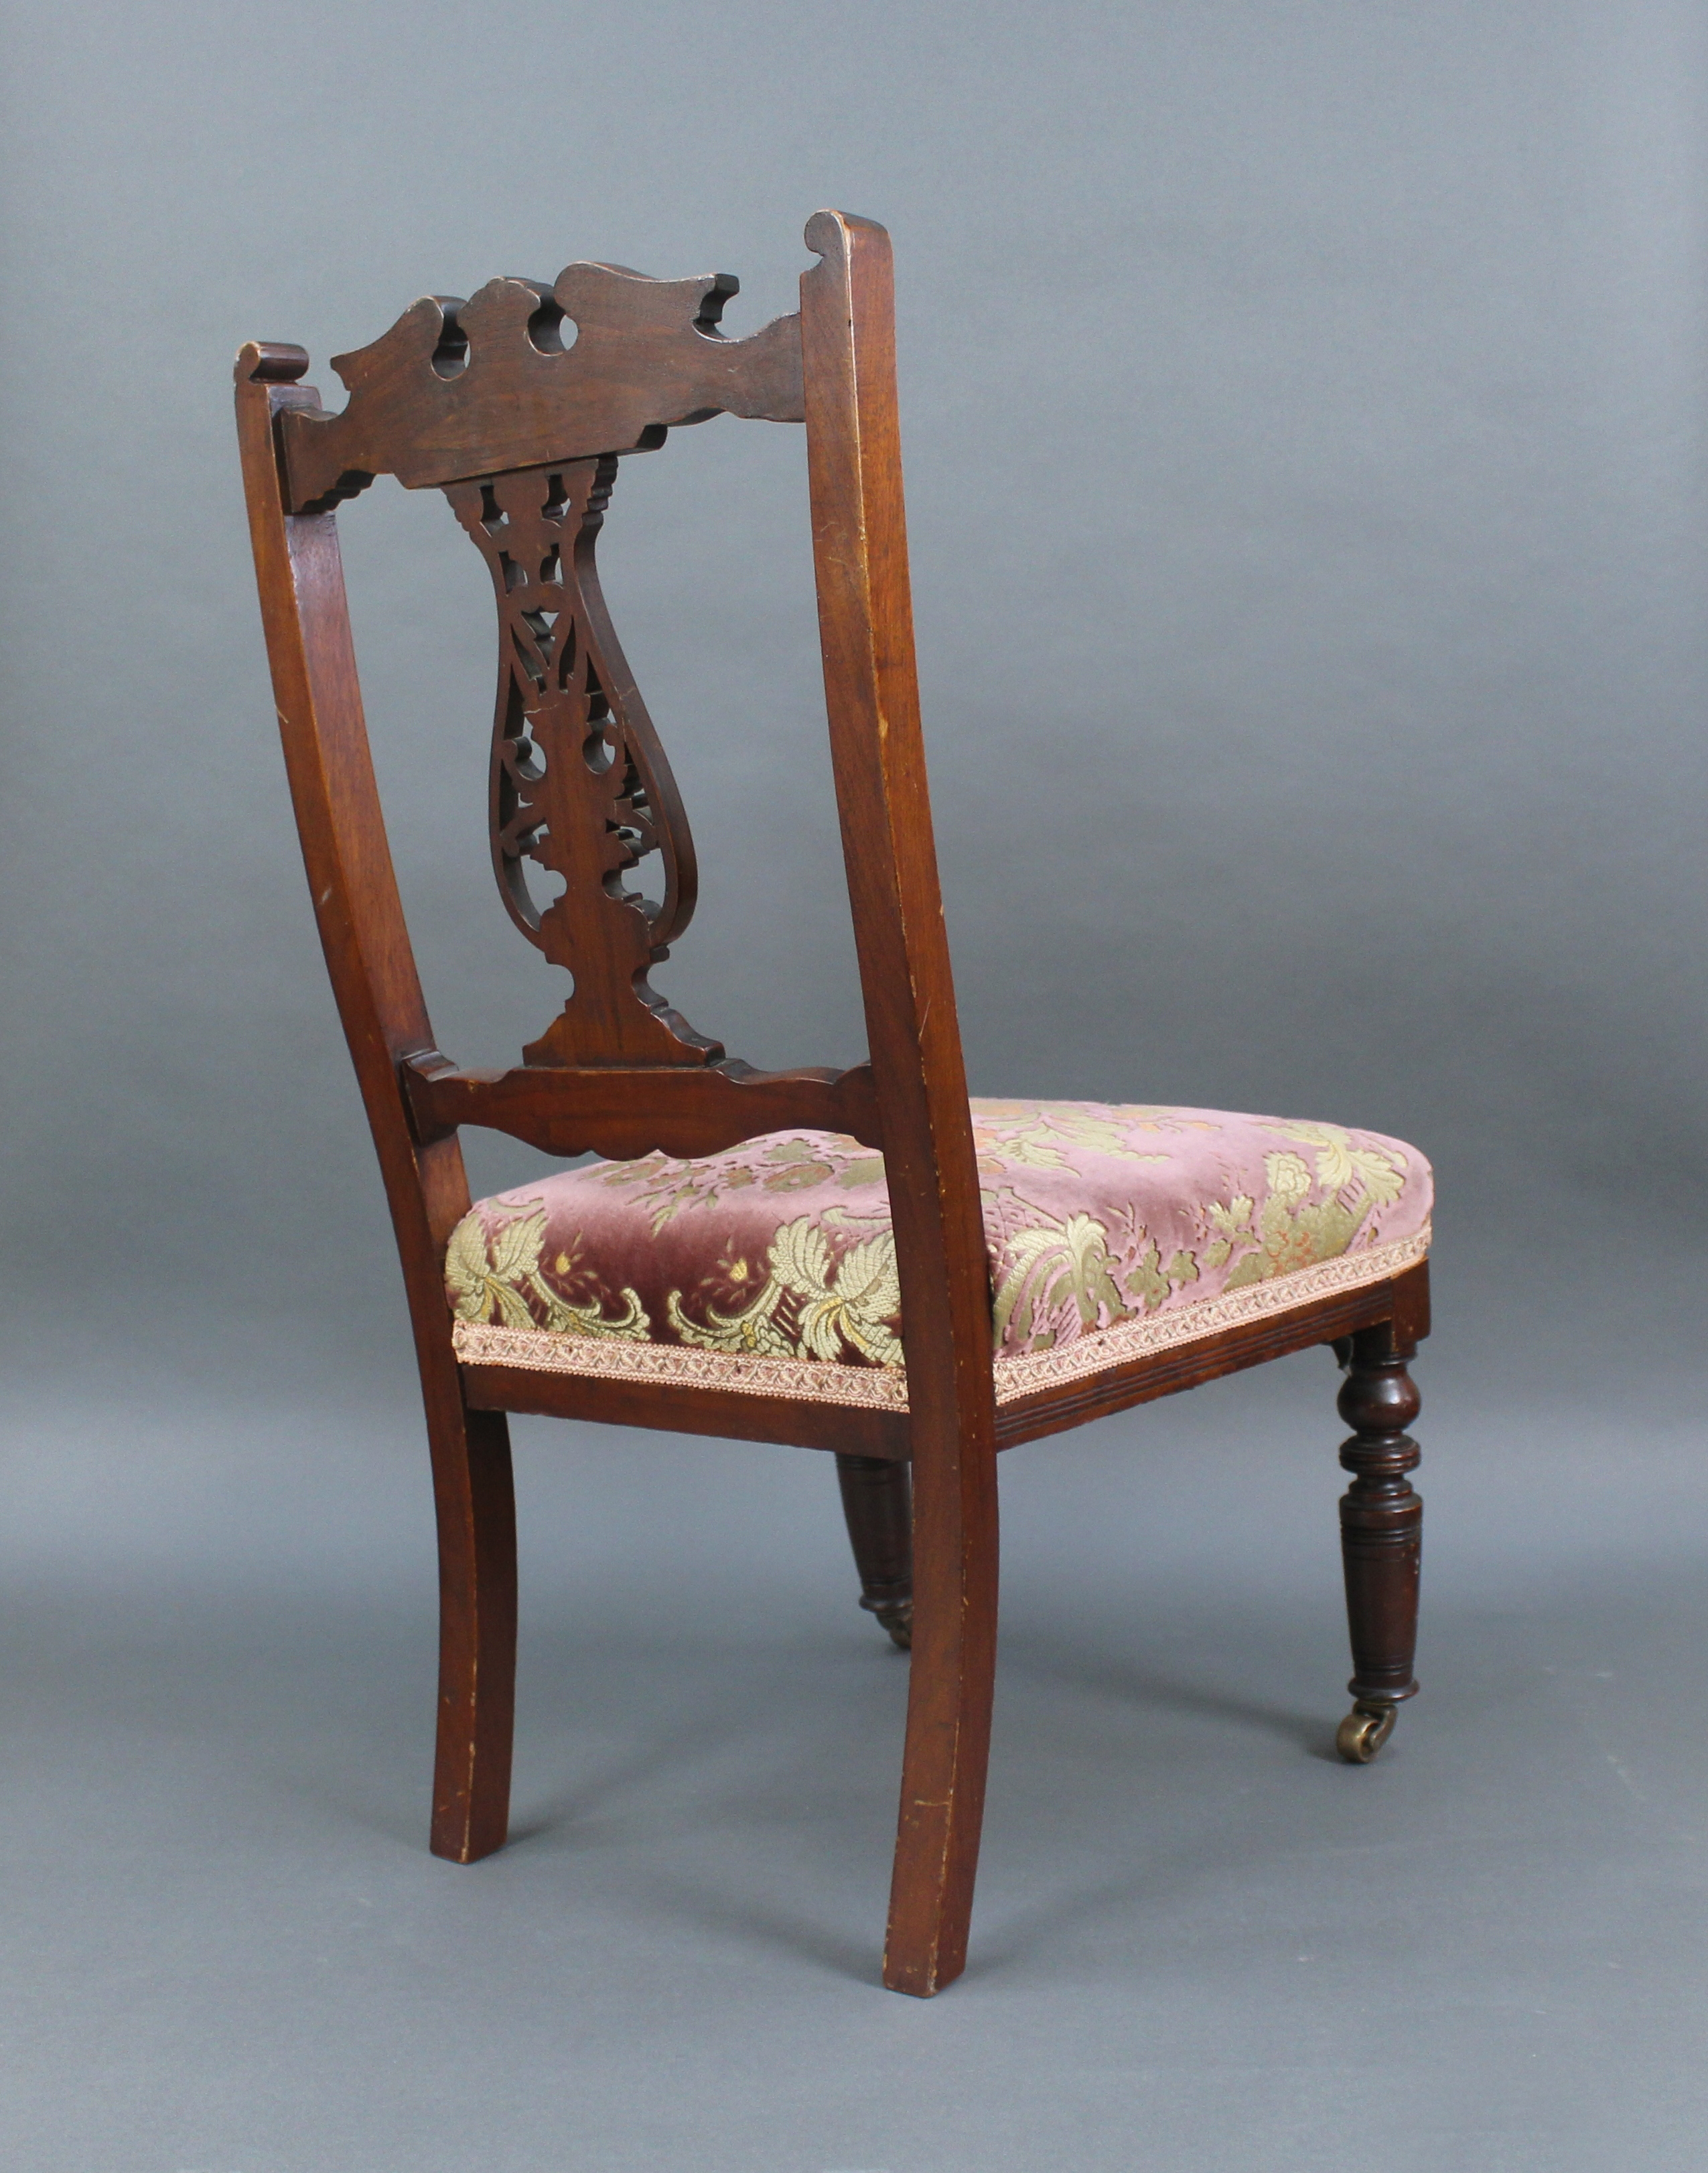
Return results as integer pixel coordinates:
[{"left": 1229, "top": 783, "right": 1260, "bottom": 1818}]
[{"left": 2, "top": 3, "right": 1705, "bottom": 2169}]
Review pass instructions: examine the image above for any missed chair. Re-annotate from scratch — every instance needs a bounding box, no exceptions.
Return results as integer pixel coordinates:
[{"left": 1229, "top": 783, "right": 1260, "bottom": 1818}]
[{"left": 236, "top": 210, "right": 1431, "bottom": 1997}]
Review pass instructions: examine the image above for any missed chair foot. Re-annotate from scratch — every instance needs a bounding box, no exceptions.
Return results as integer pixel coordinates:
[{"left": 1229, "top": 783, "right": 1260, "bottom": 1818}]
[
  {"left": 1336, "top": 1699, "right": 1398, "bottom": 1764},
  {"left": 836, "top": 1453, "right": 914, "bottom": 1651},
  {"left": 861, "top": 1593, "right": 913, "bottom": 1649}
]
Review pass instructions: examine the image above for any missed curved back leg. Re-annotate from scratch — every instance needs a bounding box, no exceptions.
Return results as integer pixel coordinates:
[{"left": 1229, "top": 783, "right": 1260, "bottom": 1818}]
[
  {"left": 881, "top": 1423, "right": 999, "bottom": 1996},
  {"left": 426, "top": 1383, "right": 518, "bottom": 1861},
  {"left": 799, "top": 213, "right": 1001, "bottom": 1997}
]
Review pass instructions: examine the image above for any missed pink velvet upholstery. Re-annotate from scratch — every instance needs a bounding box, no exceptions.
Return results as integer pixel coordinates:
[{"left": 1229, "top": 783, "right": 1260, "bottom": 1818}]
[{"left": 445, "top": 1100, "right": 1431, "bottom": 1408}]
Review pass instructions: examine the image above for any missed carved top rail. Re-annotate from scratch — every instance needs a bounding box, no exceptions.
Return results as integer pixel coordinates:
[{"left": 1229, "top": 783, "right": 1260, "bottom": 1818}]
[{"left": 279, "top": 263, "right": 804, "bottom": 514}]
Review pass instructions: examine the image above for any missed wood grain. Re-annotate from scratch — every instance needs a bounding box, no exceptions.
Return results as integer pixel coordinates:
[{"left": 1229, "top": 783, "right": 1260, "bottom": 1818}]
[
  {"left": 282, "top": 265, "right": 804, "bottom": 512},
  {"left": 402, "top": 1055, "right": 881, "bottom": 1160},
  {"left": 801, "top": 210, "right": 1000, "bottom": 1997},
  {"left": 461, "top": 1360, "right": 910, "bottom": 1458},
  {"left": 995, "top": 1265, "right": 1428, "bottom": 1450}
]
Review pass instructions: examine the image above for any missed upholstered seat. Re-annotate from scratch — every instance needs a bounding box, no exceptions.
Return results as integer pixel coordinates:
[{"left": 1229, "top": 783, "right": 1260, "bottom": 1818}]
[{"left": 447, "top": 1099, "right": 1432, "bottom": 1411}]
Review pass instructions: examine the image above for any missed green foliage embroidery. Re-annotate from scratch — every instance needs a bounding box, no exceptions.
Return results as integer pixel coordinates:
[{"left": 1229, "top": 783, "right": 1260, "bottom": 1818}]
[
  {"left": 666, "top": 1218, "right": 904, "bottom": 1366},
  {"left": 445, "top": 1202, "right": 650, "bottom": 1340}
]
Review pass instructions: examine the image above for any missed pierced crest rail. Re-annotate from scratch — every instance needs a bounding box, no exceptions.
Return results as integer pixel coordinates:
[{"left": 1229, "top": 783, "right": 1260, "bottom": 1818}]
[{"left": 279, "top": 263, "right": 804, "bottom": 512}]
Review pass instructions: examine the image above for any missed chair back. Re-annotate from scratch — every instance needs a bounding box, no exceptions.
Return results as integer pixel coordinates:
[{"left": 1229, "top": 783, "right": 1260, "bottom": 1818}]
[{"left": 235, "top": 210, "right": 999, "bottom": 1458}]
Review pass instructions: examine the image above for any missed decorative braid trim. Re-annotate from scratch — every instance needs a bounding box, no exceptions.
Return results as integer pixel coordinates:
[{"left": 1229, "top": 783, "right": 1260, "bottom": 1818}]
[
  {"left": 989, "top": 1225, "right": 1431, "bottom": 1403},
  {"left": 451, "top": 1225, "right": 1431, "bottom": 1413},
  {"left": 453, "top": 1320, "right": 913, "bottom": 1408}
]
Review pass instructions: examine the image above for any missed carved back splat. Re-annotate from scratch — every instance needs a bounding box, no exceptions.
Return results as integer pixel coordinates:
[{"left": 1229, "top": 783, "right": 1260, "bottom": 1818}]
[
  {"left": 271, "top": 259, "right": 807, "bottom": 1071},
  {"left": 445, "top": 458, "right": 713, "bottom": 1068}
]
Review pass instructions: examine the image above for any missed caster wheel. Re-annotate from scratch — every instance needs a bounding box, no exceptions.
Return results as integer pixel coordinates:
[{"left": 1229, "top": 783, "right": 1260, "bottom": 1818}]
[
  {"left": 873, "top": 1599, "right": 912, "bottom": 1651},
  {"left": 1336, "top": 1701, "right": 1397, "bottom": 1764}
]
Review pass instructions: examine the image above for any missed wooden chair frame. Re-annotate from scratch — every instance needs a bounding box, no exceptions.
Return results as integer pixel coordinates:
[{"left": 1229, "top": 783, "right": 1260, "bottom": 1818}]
[{"left": 236, "top": 209, "right": 1427, "bottom": 1997}]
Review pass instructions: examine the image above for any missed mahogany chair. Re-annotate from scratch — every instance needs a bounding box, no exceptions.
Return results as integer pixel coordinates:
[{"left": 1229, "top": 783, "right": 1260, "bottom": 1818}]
[{"left": 236, "top": 209, "right": 1432, "bottom": 1997}]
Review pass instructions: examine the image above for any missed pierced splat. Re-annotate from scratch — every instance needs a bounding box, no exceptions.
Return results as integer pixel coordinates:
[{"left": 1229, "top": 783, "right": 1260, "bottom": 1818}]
[{"left": 447, "top": 460, "right": 719, "bottom": 1068}]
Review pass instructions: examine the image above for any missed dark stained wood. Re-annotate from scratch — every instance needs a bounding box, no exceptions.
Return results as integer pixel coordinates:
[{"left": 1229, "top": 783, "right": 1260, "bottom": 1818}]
[
  {"left": 445, "top": 455, "right": 715, "bottom": 1069},
  {"left": 281, "top": 265, "right": 804, "bottom": 513},
  {"left": 237, "top": 214, "right": 1432, "bottom": 1999},
  {"left": 1336, "top": 1321, "right": 1424, "bottom": 1718},
  {"left": 994, "top": 1265, "right": 1427, "bottom": 1450},
  {"left": 836, "top": 1454, "right": 915, "bottom": 1647},
  {"left": 461, "top": 1359, "right": 910, "bottom": 1459},
  {"left": 403, "top": 1053, "right": 882, "bottom": 1159},
  {"left": 1388, "top": 1255, "right": 1432, "bottom": 1346},
  {"left": 800, "top": 209, "right": 1001, "bottom": 1999},
  {"left": 235, "top": 342, "right": 518, "bottom": 1865}
]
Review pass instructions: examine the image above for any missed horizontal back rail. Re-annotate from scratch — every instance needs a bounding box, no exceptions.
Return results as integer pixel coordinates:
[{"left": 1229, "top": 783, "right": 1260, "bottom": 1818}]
[{"left": 403, "top": 1054, "right": 881, "bottom": 1159}]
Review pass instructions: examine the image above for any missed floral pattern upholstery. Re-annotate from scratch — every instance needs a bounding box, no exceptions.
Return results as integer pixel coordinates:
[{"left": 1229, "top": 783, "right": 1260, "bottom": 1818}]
[{"left": 445, "top": 1100, "right": 1431, "bottom": 1409}]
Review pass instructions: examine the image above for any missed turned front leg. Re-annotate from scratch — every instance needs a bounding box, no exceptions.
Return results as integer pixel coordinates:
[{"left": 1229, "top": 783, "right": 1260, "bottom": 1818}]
[
  {"left": 1334, "top": 1324, "right": 1422, "bottom": 1762},
  {"left": 835, "top": 1453, "right": 914, "bottom": 1649}
]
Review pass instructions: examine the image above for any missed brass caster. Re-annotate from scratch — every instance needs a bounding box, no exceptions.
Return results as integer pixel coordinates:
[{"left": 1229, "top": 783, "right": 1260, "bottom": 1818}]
[
  {"left": 1336, "top": 1701, "right": 1397, "bottom": 1764},
  {"left": 871, "top": 1598, "right": 912, "bottom": 1651}
]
